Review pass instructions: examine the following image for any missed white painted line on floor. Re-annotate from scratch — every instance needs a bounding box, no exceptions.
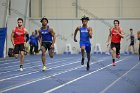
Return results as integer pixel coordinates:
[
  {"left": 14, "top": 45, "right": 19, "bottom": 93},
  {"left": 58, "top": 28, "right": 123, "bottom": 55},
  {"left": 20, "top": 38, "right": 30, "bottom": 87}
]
[
  {"left": 100, "top": 62, "right": 139, "bottom": 93},
  {"left": 44, "top": 57, "right": 128, "bottom": 93},
  {"left": 0, "top": 60, "right": 81, "bottom": 82},
  {"left": 0, "top": 57, "right": 80, "bottom": 75},
  {"left": 0, "top": 58, "right": 105, "bottom": 93}
]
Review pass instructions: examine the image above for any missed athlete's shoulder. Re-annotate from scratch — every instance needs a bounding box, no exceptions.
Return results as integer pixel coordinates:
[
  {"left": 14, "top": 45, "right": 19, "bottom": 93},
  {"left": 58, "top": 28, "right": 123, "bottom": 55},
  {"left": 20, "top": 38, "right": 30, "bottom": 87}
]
[
  {"left": 48, "top": 27, "right": 54, "bottom": 32},
  {"left": 87, "top": 26, "right": 92, "bottom": 30},
  {"left": 110, "top": 27, "right": 114, "bottom": 31},
  {"left": 12, "top": 26, "right": 17, "bottom": 32},
  {"left": 76, "top": 26, "right": 81, "bottom": 30}
]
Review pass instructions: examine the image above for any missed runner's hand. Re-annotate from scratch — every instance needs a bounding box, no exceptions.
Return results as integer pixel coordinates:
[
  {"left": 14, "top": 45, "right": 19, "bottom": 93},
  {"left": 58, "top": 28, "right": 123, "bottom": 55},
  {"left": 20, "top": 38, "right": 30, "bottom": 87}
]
[
  {"left": 106, "top": 42, "right": 110, "bottom": 47},
  {"left": 50, "top": 44, "right": 54, "bottom": 48},
  {"left": 74, "top": 38, "right": 77, "bottom": 42}
]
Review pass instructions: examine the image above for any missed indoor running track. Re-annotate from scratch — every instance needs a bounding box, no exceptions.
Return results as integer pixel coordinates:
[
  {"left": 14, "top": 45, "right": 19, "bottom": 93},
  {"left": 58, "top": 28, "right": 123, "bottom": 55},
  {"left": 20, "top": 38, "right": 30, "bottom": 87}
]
[{"left": 0, "top": 54, "right": 140, "bottom": 93}]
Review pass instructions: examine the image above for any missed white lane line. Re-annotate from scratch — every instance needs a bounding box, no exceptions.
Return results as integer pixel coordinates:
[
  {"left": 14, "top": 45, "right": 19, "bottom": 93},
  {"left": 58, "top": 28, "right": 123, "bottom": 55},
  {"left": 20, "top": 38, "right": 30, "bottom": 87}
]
[
  {"left": 0, "top": 60, "right": 29, "bottom": 66},
  {"left": 100, "top": 62, "right": 140, "bottom": 93},
  {"left": 0, "top": 58, "right": 79, "bottom": 79},
  {"left": 0, "top": 58, "right": 105, "bottom": 93},
  {"left": 0, "top": 59, "right": 18, "bottom": 62},
  {"left": 0, "top": 58, "right": 78, "bottom": 71},
  {"left": 0, "top": 58, "right": 80, "bottom": 75},
  {"left": 0, "top": 60, "right": 81, "bottom": 82},
  {"left": 0, "top": 56, "right": 78, "bottom": 67},
  {"left": 44, "top": 57, "right": 128, "bottom": 93}
]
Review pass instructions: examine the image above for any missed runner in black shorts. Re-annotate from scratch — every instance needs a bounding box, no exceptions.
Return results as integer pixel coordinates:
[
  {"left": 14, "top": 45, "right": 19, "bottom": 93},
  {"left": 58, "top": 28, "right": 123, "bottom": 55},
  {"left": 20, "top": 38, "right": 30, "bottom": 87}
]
[
  {"left": 107, "top": 20, "right": 124, "bottom": 66},
  {"left": 38, "top": 17, "right": 56, "bottom": 71},
  {"left": 11, "top": 18, "right": 29, "bottom": 71}
]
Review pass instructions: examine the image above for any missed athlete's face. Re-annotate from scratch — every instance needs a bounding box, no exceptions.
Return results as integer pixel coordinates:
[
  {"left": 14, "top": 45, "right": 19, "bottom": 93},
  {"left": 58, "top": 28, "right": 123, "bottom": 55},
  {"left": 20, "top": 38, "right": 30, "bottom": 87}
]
[
  {"left": 17, "top": 20, "right": 23, "bottom": 27},
  {"left": 32, "top": 32, "right": 35, "bottom": 36},
  {"left": 42, "top": 20, "right": 48, "bottom": 26},
  {"left": 114, "top": 21, "right": 119, "bottom": 27},
  {"left": 130, "top": 30, "right": 133, "bottom": 34},
  {"left": 82, "top": 20, "right": 88, "bottom": 26}
]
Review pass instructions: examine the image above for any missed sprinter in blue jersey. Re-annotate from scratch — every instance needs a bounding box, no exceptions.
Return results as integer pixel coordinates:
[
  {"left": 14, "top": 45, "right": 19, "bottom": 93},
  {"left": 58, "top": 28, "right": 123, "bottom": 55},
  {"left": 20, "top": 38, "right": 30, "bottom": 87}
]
[
  {"left": 38, "top": 17, "right": 56, "bottom": 71},
  {"left": 74, "top": 16, "right": 93, "bottom": 71}
]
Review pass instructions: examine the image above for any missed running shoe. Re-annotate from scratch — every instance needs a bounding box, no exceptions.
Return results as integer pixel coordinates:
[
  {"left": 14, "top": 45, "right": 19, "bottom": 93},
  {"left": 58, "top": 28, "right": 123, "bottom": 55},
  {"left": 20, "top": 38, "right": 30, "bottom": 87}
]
[
  {"left": 20, "top": 65, "right": 23, "bottom": 71},
  {"left": 112, "top": 62, "right": 116, "bottom": 66},
  {"left": 116, "top": 54, "right": 120, "bottom": 59},
  {"left": 42, "top": 65, "right": 47, "bottom": 71}
]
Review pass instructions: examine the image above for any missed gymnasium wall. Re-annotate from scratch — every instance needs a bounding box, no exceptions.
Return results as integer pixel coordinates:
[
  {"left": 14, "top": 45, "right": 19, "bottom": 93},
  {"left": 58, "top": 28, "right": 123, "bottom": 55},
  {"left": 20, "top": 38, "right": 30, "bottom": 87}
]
[
  {"left": 31, "top": 0, "right": 140, "bottom": 18},
  {"left": 0, "top": 0, "right": 8, "bottom": 27},
  {"left": 1, "top": 0, "right": 140, "bottom": 55},
  {"left": 27, "top": 18, "right": 140, "bottom": 54}
]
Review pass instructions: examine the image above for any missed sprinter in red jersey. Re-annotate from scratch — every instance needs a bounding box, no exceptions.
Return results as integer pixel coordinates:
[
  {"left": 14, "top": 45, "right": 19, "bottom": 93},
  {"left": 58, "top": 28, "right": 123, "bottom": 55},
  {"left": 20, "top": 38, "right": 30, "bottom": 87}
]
[
  {"left": 107, "top": 20, "right": 124, "bottom": 66},
  {"left": 11, "top": 18, "right": 29, "bottom": 71}
]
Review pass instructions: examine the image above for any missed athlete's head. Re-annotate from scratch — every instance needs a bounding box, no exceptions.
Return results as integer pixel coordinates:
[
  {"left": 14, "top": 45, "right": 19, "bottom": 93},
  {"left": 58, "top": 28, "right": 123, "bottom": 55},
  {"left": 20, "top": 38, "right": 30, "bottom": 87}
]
[
  {"left": 130, "top": 28, "right": 133, "bottom": 34},
  {"left": 17, "top": 18, "right": 23, "bottom": 27},
  {"left": 81, "top": 16, "right": 89, "bottom": 26},
  {"left": 40, "top": 17, "right": 48, "bottom": 26},
  {"left": 32, "top": 32, "right": 35, "bottom": 36},
  {"left": 114, "top": 20, "right": 120, "bottom": 27}
]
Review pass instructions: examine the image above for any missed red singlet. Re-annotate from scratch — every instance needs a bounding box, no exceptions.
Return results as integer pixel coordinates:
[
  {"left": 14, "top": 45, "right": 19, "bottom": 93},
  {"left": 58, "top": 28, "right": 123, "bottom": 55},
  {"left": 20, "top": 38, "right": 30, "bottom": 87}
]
[
  {"left": 111, "top": 27, "right": 121, "bottom": 43},
  {"left": 14, "top": 26, "right": 25, "bottom": 44}
]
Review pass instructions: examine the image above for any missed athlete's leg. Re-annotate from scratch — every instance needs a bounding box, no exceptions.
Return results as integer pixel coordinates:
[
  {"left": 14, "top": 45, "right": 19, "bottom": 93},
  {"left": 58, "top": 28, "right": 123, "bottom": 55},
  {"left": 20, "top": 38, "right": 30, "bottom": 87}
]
[
  {"left": 116, "top": 43, "right": 120, "bottom": 59},
  {"left": 49, "top": 48, "right": 54, "bottom": 58},
  {"left": 42, "top": 42, "right": 54, "bottom": 58},
  {"left": 132, "top": 45, "right": 135, "bottom": 54},
  {"left": 41, "top": 46, "right": 46, "bottom": 65},
  {"left": 20, "top": 51, "right": 24, "bottom": 71},
  {"left": 111, "top": 43, "right": 116, "bottom": 66},
  {"left": 14, "top": 44, "right": 19, "bottom": 59},
  {"left": 80, "top": 41, "right": 85, "bottom": 65},
  {"left": 112, "top": 47, "right": 116, "bottom": 66},
  {"left": 85, "top": 45, "right": 91, "bottom": 71},
  {"left": 81, "top": 46, "right": 85, "bottom": 65},
  {"left": 41, "top": 44, "right": 47, "bottom": 71},
  {"left": 20, "top": 51, "right": 24, "bottom": 65},
  {"left": 19, "top": 44, "right": 25, "bottom": 71}
]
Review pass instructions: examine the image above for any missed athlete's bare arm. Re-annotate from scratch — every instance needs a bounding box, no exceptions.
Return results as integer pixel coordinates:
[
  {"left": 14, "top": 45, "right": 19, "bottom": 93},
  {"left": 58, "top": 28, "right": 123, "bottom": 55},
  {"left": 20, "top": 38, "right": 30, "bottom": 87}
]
[
  {"left": 24, "top": 28, "right": 29, "bottom": 43},
  {"left": 107, "top": 28, "right": 112, "bottom": 46},
  {"left": 88, "top": 27, "right": 93, "bottom": 38},
  {"left": 24, "top": 28, "right": 29, "bottom": 35},
  {"left": 74, "top": 26, "right": 80, "bottom": 42},
  {"left": 49, "top": 28, "right": 56, "bottom": 48},
  {"left": 119, "top": 28, "right": 124, "bottom": 38},
  {"left": 11, "top": 29, "right": 15, "bottom": 46},
  {"left": 38, "top": 29, "right": 42, "bottom": 46}
]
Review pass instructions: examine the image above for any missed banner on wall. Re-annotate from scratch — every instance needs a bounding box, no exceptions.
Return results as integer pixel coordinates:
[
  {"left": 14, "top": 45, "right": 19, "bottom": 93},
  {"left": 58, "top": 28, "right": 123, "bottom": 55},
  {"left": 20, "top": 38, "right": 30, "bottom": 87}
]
[{"left": 0, "top": 28, "right": 7, "bottom": 58}]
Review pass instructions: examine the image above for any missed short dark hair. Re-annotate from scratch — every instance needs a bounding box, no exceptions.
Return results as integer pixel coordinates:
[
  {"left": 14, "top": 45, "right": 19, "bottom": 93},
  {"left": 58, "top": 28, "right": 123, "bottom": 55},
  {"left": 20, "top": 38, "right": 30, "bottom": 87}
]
[
  {"left": 114, "top": 20, "right": 120, "bottom": 24},
  {"left": 40, "top": 17, "right": 48, "bottom": 23},
  {"left": 17, "top": 18, "right": 23, "bottom": 22},
  {"left": 81, "top": 16, "right": 89, "bottom": 21},
  {"left": 130, "top": 28, "right": 133, "bottom": 31}
]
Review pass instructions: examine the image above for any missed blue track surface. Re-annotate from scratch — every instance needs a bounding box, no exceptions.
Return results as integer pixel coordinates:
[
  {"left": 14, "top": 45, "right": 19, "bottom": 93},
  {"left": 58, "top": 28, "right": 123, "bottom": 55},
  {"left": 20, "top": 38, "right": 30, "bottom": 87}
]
[{"left": 0, "top": 54, "right": 140, "bottom": 93}]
